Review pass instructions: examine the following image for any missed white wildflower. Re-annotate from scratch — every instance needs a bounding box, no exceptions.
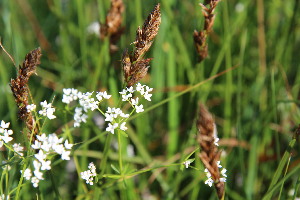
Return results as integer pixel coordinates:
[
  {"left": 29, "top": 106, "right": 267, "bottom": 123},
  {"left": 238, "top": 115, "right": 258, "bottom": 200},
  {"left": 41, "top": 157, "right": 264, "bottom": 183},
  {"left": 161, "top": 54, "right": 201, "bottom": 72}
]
[
  {"left": 221, "top": 168, "right": 227, "bottom": 177},
  {"left": 81, "top": 162, "right": 97, "bottom": 185},
  {"left": 205, "top": 177, "right": 214, "bottom": 187},
  {"left": 216, "top": 161, "right": 222, "bottom": 168},
  {"left": 39, "top": 100, "right": 56, "bottom": 120},
  {"left": 13, "top": 143, "right": 24, "bottom": 156},
  {"left": 31, "top": 177, "right": 40, "bottom": 188},
  {"left": 106, "top": 123, "right": 119, "bottom": 134},
  {"left": 119, "top": 122, "right": 128, "bottom": 131},
  {"left": 21, "top": 168, "right": 32, "bottom": 180},
  {"left": 135, "top": 104, "right": 144, "bottom": 113},
  {"left": 74, "top": 107, "right": 88, "bottom": 127},
  {"left": 62, "top": 88, "right": 81, "bottom": 104},
  {"left": 26, "top": 104, "right": 36, "bottom": 112},
  {"left": 183, "top": 160, "right": 191, "bottom": 168}
]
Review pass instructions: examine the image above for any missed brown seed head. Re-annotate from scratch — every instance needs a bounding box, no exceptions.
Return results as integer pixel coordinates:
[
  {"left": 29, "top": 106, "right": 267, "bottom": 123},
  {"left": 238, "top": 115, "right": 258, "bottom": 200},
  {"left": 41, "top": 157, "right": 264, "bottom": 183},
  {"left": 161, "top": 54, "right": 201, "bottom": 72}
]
[
  {"left": 10, "top": 47, "right": 41, "bottom": 141},
  {"left": 122, "top": 4, "right": 161, "bottom": 87},
  {"left": 197, "top": 103, "right": 224, "bottom": 199}
]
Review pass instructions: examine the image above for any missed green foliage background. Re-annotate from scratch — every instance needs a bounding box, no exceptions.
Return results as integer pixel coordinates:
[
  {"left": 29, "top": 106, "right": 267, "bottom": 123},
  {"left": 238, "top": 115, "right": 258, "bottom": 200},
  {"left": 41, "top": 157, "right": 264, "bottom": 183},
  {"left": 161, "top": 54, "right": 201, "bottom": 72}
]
[{"left": 0, "top": 0, "right": 300, "bottom": 199}]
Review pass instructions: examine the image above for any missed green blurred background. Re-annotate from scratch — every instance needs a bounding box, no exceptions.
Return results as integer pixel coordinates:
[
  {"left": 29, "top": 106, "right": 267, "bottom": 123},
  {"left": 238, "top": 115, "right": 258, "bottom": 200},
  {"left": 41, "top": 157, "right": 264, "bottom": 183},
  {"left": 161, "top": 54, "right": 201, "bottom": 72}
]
[{"left": 0, "top": 0, "right": 300, "bottom": 199}]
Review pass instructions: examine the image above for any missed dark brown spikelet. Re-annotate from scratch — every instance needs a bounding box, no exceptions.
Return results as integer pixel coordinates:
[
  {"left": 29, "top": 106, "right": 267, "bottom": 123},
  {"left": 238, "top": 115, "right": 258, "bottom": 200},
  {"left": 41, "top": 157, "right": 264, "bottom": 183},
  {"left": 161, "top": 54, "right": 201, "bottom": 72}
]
[
  {"left": 122, "top": 3, "right": 161, "bottom": 87},
  {"left": 10, "top": 47, "right": 41, "bottom": 141},
  {"left": 194, "top": 0, "right": 220, "bottom": 62},
  {"left": 197, "top": 103, "right": 224, "bottom": 199},
  {"left": 100, "top": 0, "right": 125, "bottom": 52}
]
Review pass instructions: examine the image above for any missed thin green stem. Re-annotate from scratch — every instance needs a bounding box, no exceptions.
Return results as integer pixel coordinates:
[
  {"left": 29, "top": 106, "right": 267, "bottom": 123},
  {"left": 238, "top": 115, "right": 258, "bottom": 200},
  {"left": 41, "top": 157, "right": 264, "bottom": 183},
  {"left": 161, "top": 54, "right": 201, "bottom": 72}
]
[
  {"left": 99, "top": 134, "right": 113, "bottom": 179},
  {"left": 117, "top": 130, "right": 123, "bottom": 175}
]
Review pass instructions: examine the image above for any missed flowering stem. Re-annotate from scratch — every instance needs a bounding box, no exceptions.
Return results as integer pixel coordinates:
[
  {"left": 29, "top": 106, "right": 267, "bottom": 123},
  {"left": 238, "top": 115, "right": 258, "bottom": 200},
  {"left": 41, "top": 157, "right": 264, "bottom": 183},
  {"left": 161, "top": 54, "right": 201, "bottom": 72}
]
[{"left": 117, "top": 129, "right": 123, "bottom": 175}]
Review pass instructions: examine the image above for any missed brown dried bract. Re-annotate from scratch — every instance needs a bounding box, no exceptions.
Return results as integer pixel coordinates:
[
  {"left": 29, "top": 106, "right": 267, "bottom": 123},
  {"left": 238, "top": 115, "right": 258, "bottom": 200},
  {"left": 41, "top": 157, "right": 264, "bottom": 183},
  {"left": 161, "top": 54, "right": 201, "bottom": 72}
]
[
  {"left": 122, "top": 4, "right": 161, "bottom": 87},
  {"left": 10, "top": 47, "right": 41, "bottom": 141},
  {"left": 197, "top": 103, "right": 224, "bottom": 199},
  {"left": 194, "top": 0, "right": 220, "bottom": 62}
]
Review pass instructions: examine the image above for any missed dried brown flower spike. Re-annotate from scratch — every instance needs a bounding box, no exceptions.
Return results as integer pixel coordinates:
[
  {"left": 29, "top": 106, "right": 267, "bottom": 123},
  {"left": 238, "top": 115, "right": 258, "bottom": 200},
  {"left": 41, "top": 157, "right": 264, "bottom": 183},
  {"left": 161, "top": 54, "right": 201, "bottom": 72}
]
[
  {"left": 100, "top": 0, "right": 125, "bottom": 52},
  {"left": 194, "top": 0, "right": 220, "bottom": 62},
  {"left": 10, "top": 47, "right": 41, "bottom": 141},
  {"left": 122, "top": 3, "right": 161, "bottom": 87},
  {"left": 197, "top": 103, "right": 224, "bottom": 199}
]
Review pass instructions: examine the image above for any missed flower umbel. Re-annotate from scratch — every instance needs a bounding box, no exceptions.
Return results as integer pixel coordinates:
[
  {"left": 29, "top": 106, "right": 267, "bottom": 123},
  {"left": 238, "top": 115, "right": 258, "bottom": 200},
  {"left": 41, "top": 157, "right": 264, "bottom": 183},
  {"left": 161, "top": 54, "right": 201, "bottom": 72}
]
[{"left": 81, "top": 162, "right": 97, "bottom": 185}]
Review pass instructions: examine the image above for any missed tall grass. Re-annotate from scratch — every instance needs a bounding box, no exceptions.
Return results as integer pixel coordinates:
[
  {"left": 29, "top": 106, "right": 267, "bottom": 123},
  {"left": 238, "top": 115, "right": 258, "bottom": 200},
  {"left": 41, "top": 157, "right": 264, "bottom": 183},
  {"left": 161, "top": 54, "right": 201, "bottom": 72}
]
[{"left": 0, "top": 0, "right": 300, "bottom": 199}]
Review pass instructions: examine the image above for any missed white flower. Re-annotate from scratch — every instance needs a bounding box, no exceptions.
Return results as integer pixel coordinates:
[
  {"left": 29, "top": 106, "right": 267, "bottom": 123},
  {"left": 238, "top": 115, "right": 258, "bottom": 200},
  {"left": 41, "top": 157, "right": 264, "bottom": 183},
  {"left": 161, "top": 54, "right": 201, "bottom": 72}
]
[
  {"left": 39, "top": 100, "right": 56, "bottom": 120},
  {"left": 41, "top": 160, "right": 51, "bottom": 170},
  {"left": 0, "top": 120, "right": 10, "bottom": 129},
  {"left": 31, "top": 177, "right": 40, "bottom": 188},
  {"left": 183, "top": 160, "right": 191, "bottom": 168},
  {"left": 61, "top": 150, "right": 71, "bottom": 160},
  {"left": 21, "top": 168, "right": 32, "bottom": 180},
  {"left": 144, "top": 93, "right": 152, "bottom": 101},
  {"left": 104, "top": 113, "right": 114, "bottom": 122},
  {"left": 204, "top": 168, "right": 211, "bottom": 178},
  {"left": 135, "top": 104, "right": 144, "bottom": 113},
  {"left": 1, "top": 130, "right": 13, "bottom": 143},
  {"left": 135, "top": 83, "right": 144, "bottom": 93},
  {"left": 52, "top": 144, "right": 64, "bottom": 154},
  {"left": 33, "top": 169, "right": 44, "bottom": 180},
  {"left": 106, "top": 123, "right": 119, "bottom": 134},
  {"left": 74, "top": 107, "right": 88, "bottom": 127},
  {"left": 221, "top": 168, "right": 227, "bottom": 177},
  {"left": 40, "top": 140, "right": 51, "bottom": 152},
  {"left": 36, "top": 133, "right": 47, "bottom": 142},
  {"left": 96, "top": 91, "right": 111, "bottom": 101},
  {"left": 219, "top": 178, "right": 226, "bottom": 182},
  {"left": 35, "top": 150, "right": 47, "bottom": 162},
  {"left": 64, "top": 140, "right": 73, "bottom": 149},
  {"left": 120, "top": 88, "right": 133, "bottom": 101},
  {"left": 120, "top": 112, "right": 129, "bottom": 118},
  {"left": 131, "top": 97, "right": 139, "bottom": 106},
  {"left": 216, "top": 161, "right": 222, "bottom": 168},
  {"left": 26, "top": 104, "right": 36, "bottom": 112},
  {"left": 13, "top": 143, "right": 24, "bottom": 156},
  {"left": 205, "top": 177, "right": 214, "bottom": 187},
  {"left": 119, "top": 122, "right": 128, "bottom": 131},
  {"left": 31, "top": 140, "right": 41, "bottom": 149},
  {"left": 214, "top": 137, "right": 220, "bottom": 146}
]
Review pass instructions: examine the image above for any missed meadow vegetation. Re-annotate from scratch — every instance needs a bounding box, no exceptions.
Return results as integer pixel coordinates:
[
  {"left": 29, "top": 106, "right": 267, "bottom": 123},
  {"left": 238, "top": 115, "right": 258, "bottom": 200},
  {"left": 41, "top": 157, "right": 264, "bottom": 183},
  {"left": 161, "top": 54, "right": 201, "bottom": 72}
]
[{"left": 0, "top": 0, "right": 300, "bottom": 199}]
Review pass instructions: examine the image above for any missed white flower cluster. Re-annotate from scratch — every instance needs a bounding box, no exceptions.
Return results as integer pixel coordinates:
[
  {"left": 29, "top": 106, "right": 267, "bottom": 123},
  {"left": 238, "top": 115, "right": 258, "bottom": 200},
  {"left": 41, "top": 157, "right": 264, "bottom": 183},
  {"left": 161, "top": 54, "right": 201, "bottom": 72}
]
[
  {"left": 62, "top": 83, "right": 153, "bottom": 131},
  {"left": 0, "top": 121, "right": 13, "bottom": 148},
  {"left": 105, "top": 107, "right": 129, "bottom": 134},
  {"left": 204, "top": 161, "right": 227, "bottom": 187},
  {"left": 62, "top": 88, "right": 81, "bottom": 104},
  {"left": 81, "top": 162, "right": 97, "bottom": 185},
  {"left": 120, "top": 83, "right": 153, "bottom": 103},
  {"left": 0, "top": 121, "right": 25, "bottom": 158},
  {"left": 21, "top": 133, "right": 73, "bottom": 187},
  {"left": 26, "top": 100, "right": 56, "bottom": 120},
  {"left": 62, "top": 88, "right": 111, "bottom": 127}
]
